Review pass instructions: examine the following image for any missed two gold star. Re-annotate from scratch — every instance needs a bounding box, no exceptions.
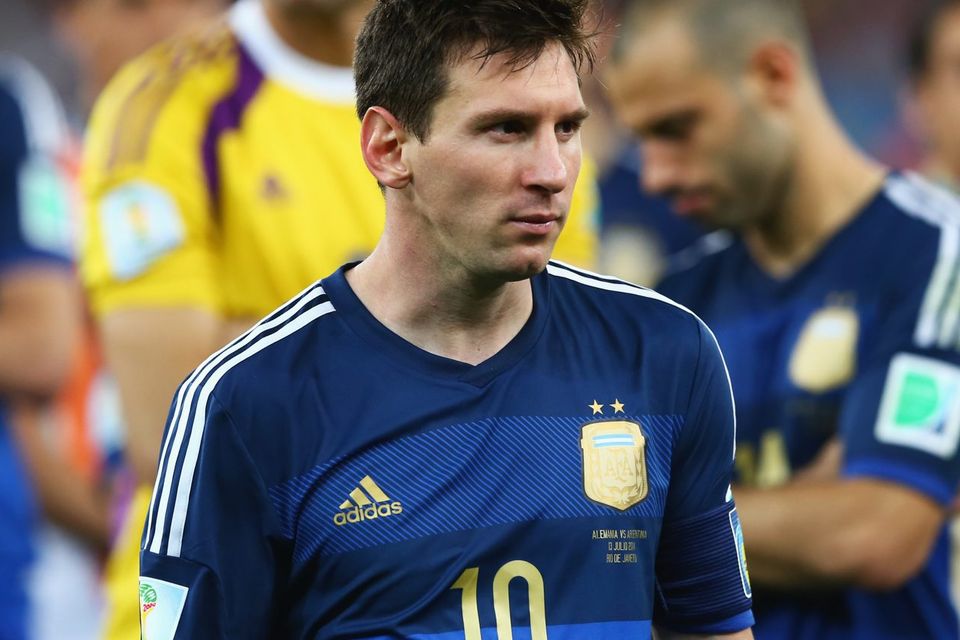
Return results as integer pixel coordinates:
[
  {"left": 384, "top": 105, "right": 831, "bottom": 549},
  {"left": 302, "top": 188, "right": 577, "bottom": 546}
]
[{"left": 589, "top": 399, "right": 626, "bottom": 415}]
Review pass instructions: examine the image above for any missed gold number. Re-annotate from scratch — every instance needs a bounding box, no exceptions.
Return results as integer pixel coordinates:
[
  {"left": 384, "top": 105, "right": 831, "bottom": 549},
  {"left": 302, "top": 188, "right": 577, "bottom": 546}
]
[
  {"left": 737, "top": 429, "right": 791, "bottom": 488},
  {"left": 452, "top": 560, "right": 547, "bottom": 640},
  {"left": 756, "top": 430, "right": 790, "bottom": 488},
  {"left": 451, "top": 568, "right": 481, "bottom": 640}
]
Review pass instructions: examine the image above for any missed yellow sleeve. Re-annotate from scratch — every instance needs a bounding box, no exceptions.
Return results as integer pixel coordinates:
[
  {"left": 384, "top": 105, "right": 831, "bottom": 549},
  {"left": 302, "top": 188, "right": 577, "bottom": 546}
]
[
  {"left": 80, "top": 28, "right": 237, "bottom": 317},
  {"left": 553, "top": 154, "right": 601, "bottom": 270}
]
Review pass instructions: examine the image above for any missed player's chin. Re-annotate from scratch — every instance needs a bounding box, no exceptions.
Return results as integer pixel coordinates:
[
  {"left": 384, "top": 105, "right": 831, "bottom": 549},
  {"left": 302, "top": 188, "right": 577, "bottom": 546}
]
[{"left": 499, "top": 247, "right": 554, "bottom": 281}]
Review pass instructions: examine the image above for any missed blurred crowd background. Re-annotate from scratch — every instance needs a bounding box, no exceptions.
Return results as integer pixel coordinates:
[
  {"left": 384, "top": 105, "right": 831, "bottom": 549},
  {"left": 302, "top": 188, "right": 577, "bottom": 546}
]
[
  {"left": 0, "top": 0, "right": 950, "bottom": 284},
  {"left": 0, "top": 0, "right": 955, "bottom": 637}
]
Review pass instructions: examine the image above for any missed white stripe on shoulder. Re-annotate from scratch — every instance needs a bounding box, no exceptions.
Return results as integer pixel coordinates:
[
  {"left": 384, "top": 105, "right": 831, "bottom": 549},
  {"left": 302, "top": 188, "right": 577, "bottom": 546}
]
[
  {"left": 547, "top": 261, "right": 692, "bottom": 314},
  {"left": 546, "top": 261, "right": 737, "bottom": 459},
  {"left": 0, "top": 55, "right": 68, "bottom": 153},
  {"left": 885, "top": 173, "right": 960, "bottom": 349},
  {"left": 146, "top": 284, "right": 334, "bottom": 556}
]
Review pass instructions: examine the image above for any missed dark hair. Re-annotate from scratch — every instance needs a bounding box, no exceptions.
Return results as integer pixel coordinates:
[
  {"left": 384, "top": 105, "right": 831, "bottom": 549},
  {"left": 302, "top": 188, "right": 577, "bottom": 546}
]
[
  {"left": 354, "top": 0, "right": 596, "bottom": 141},
  {"left": 614, "top": 0, "right": 811, "bottom": 75},
  {"left": 909, "top": 1, "right": 960, "bottom": 83}
]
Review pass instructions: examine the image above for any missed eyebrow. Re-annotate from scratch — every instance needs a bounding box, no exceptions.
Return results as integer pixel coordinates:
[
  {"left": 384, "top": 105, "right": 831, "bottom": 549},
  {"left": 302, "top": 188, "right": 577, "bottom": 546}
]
[
  {"left": 471, "top": 107, "right": 591, "bottom": 128},
  {"left": 640, "top": 108, "right": 699, "bottom": 138}
]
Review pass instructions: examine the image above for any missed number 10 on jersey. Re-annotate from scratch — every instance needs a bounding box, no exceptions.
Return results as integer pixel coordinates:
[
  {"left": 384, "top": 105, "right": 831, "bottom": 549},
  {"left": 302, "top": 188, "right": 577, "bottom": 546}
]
[{"left": 451, "top": 560, "right": 547, "bottom": 640}]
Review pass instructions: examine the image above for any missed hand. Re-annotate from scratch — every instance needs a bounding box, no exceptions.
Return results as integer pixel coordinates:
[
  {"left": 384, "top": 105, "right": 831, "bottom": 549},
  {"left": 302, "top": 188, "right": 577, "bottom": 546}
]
[{"left": 792, "top": 438, "right": 843, "bottom": 485}]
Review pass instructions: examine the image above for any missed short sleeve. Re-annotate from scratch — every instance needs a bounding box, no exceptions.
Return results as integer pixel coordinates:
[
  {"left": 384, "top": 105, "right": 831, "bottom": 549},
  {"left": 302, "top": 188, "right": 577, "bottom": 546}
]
[
  {"left": 79, "top": 43, "right": 236, "bottom": 316},
  {"left": 841, "top": 234, "right": 960, "bottom": 505},
  {"left": 0, "top": 63, "right": 74, "bottom": 272},
  {"left": 653, "top": 319, "right": 753, "bottom": 634},
  {"left": 140, "top": 392, "right": 282, "bottom": 639}
]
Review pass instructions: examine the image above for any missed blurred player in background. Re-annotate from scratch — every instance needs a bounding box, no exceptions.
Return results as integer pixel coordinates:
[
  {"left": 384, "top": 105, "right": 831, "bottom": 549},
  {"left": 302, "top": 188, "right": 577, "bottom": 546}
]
[
  {"left": 41, "top": 1, "right": 228, "bottom": 638},
  {"left": 907, "top": 0, "right": 960, "bottom": 192},
  {"left": 138, "top": 0, "right": 753, "bottom": 636},
  {"left": 50, "top": 0, "right": 227, "bottom": 113},
  {"left": 609, "top": 0, "right": 960, "bottom": 638},
  {"left": 0, "top": 54, "right": 84, "bottom": 640},
  {"left": 79, "top": 0, "right": 601, "bottom": 637}
]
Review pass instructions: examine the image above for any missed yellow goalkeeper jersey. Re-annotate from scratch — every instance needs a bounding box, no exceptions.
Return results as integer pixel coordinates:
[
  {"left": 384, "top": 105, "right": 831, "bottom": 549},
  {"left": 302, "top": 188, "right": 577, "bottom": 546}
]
[{"left": 80, "top": 0, "right": 599, "bottom": 320}]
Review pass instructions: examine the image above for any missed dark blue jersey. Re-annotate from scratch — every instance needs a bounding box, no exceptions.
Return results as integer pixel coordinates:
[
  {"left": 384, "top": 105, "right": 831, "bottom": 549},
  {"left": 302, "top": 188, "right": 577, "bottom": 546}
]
[
  {"left": 140, "top": 261, "right": 754, "bottom": 639},
  {"left": 0, "top": 56, "right": 72, "bottom": 640},
  {"left": 660, "top": 172, "right": 960, "bottom": 640}
]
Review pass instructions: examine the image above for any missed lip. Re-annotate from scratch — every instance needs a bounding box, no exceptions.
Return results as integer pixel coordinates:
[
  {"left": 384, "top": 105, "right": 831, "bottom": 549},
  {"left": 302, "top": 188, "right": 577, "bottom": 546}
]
[
  {"left": 672, "top": 192, "right": 713, "bottom": 217},
  {"left": 509, "top": 212, "right": 560, "bottom": 235}
]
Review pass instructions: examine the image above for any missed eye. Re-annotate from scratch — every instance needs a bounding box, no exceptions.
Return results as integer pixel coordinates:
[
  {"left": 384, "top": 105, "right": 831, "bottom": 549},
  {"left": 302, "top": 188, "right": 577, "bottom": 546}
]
[
  {"left": 557, "top": 120, "right": 583, "bottom": 137},
  {"left": 648, "top": 111, "right": 699, "bottom": 142},
  {"left": 491, "top": 120, "right": 526, "bottom": 136}
]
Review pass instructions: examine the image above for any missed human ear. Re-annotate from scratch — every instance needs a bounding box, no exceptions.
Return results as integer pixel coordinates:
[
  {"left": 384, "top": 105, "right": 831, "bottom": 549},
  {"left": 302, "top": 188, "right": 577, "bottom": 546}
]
[
  {"left": 748, "top": 41, "right": 801, "bottom": 108},
  {"left": 360, "top": 106, "right": 411, "bottom": 189}
]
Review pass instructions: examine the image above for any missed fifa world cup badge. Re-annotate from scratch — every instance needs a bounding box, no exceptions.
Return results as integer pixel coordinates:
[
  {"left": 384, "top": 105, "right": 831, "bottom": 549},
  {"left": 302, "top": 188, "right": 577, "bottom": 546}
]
[{"left": 581, "top": 421, "right": 649, "bottom": 510}]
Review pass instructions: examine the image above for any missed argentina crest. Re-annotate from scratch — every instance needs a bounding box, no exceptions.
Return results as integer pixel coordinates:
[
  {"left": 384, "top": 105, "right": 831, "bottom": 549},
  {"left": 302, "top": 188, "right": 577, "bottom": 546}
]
[{"left": 581, "top": 420, "right": 648, "bottom": 510}]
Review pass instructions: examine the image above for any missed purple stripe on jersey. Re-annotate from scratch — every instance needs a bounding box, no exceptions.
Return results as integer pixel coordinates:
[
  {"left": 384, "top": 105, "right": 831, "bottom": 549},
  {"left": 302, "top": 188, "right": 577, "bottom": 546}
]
[{"left": 201, "top": 42, "right": 264, "bottom": 221}]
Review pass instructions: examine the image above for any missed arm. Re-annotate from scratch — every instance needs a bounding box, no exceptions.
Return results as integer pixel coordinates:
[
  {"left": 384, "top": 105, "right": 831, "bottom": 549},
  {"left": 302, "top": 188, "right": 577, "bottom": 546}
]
[
  {"left": 0, "top": 266, "right": 80, "bottom": 400},
  {"left": 8, "top": 401, "right": 111, "bottom": 551},
  {"left": 653, "top": 319, "right": 754, "bottom": 636},
  {"left": 80, "top": 54, "right": 241, "bottom": 485},
  {"left": 0, "top": 64, "right": 113, "bottom": 545},
  {"left": 140, "top": 392, "right": 280, "bottom": 638},
  {"left": 98, "top": 307, "right": 247, "bottom": 484},
  {"left": 736, "top": 478, "right": 943, "bottom": 590}
]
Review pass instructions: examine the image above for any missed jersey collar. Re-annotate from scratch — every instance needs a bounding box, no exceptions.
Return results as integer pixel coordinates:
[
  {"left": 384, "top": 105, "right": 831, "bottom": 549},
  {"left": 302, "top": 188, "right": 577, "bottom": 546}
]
[
  {"left": 229, "top": 0, "right": 356, "bottom": 103},
  {"left": 322, "top": 264, "right": 551, "bottom": 387}
]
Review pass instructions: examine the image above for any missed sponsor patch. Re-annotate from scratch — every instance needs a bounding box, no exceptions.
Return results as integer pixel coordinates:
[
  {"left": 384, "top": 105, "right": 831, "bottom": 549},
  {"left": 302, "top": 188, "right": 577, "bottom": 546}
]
[
  {"left": 875, "top": 353, "right": 960, "bottom": 459},
  {"left": 728, "top": 508, "right": 752, "bottom": 598},
  {"left": 139, "top": 577, "right": 188, "bottom": 640},
  {"left": 18, "top": 156, "right": 73, "bottom": 257},
  {"left": 99, "top": 181, "right": 184, "bottom": 280}
]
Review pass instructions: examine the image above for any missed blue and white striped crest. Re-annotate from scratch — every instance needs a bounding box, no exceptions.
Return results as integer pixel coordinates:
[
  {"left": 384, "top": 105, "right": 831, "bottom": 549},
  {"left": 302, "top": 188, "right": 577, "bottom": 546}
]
[{"left": 581, "top": 421, "right": 648, "bottom": 510}]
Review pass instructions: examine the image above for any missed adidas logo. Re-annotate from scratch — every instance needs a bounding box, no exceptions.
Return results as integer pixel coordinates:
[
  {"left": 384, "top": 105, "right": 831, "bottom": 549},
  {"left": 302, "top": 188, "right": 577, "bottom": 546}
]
[{"left": 333, "top": 475, "right": 403, "bottom": 526}]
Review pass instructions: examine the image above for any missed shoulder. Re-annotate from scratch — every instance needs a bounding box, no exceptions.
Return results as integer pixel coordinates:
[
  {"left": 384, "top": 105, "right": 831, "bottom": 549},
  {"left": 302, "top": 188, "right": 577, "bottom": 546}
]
[
  {"left": 871, "top": 173, "right": 960, "bottom": 296},
  {"left": 0, "top": 55, "right": 68, "bottom": 158},
  {"left": 879, "top": 173, "right": 960, "bottom": 349},
  {"left": 881, "top": 172, "right": 960, "bottom": 240},
  {"left": 192, "top": 282, "right": 338, "bottom": 418},
  {"left": 546, "top": 260, "right": 706, "bottom": 344},
  {"left": 84, "top": 20, "right": 243, "bottom": 178}
]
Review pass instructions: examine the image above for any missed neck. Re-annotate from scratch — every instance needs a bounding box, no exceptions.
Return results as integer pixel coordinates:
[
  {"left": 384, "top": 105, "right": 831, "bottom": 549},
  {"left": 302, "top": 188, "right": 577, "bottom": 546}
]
[
  {"left": 345, "top": 225, "right": 535, "bottom": 366},
  {"left": 921, "top": 156, "right": 960, "bottom": 192},
  {"left": 262, "top": 1, "right": 357, "bottom": 67},
  {"left": 743, "top": 94, "right": 886, "bottom": 278}
]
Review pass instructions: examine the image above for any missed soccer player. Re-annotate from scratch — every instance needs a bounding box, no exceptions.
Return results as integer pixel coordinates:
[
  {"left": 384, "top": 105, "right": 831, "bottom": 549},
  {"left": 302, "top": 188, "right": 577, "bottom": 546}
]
[
  {"left": 907, "top": 0, "right": 960, "bottom": 192},
  {"left": 81, "top": 0, "right": 601, "bottom": 636},
  {"left": 607, "top": 1, "right": 960, "bottom": 638},
  {"left": 0, "top": 55, "right": 82, "bottom": 640},
  {"left": 137, "top": 0, "right": 755, "bottom": 637}
]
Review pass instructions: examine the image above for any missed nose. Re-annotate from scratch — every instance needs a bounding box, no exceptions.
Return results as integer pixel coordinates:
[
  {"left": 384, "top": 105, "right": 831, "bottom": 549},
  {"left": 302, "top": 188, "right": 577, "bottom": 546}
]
[
  {"left": 522, "top": 131, "right": 570, "bottom": 195},
  {"left": 640, "top": 141, "right": 683, "bottom": 196}
]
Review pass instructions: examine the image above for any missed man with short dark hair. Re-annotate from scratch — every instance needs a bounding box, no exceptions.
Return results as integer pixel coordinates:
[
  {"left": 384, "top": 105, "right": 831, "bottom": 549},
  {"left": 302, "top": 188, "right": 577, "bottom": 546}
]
[
  {"left": 608, "top": 1, "right": 960, "bottom": 638},
  {"left": 907, "top": 0, "right": 960, "bottom": 192},
  {"left": 137, "top": 1, "right": 755, "bottom": 638}
]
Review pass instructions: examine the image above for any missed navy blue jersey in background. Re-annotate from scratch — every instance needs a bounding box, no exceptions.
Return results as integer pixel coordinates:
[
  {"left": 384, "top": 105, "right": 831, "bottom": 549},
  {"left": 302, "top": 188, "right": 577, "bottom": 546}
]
[
  {"left": 660, "top": 172, "right": 960, "bottom": 640},
  {"left": 140, "top": 261, "right": 753, "bottom": 639},
  {"left": 0, "top": 55, "right": 72, "bottom": 640}
]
